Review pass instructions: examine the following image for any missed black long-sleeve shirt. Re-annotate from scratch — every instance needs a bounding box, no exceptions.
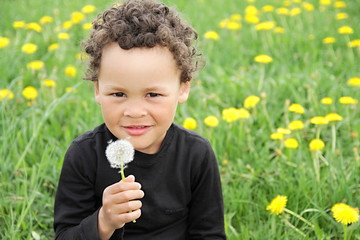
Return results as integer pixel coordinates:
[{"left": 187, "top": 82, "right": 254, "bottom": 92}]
[{"left": 54, "top": 123, "right": 226, "bottom": 239}]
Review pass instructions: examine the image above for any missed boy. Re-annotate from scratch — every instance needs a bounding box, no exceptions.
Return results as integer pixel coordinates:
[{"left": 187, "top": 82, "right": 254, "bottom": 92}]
[{"left": 54, "top": 0, "right": 226, "bottom": 239}]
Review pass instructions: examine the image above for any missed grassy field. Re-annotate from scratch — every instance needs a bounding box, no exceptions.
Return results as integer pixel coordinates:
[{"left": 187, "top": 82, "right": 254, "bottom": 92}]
[{"left": 1, "top": 0, "right": 359, "bottom": 239}]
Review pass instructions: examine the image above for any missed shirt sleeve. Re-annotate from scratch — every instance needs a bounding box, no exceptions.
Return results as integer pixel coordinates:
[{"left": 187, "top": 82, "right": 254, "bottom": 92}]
[
  {"left": 188, "top": 140, "right": 226, "bottom": 240},
  {"left": 54, "top": 141, "right": 123, "bottom": 240}
]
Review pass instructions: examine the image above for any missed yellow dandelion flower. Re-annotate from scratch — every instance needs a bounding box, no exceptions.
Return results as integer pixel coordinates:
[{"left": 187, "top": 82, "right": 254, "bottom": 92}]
[
  {"left": 276, "top": 8, "right": 290, "bottom": 15},
  {"left": 270, "top": 132, "right": 284, "bottom": 140},
  {"left": 58, "top": 32, "right": 70, "bottom": 40},
  {"left": 245, "top": 5, "right": 259, "bottom": 15},
  {"left": 288, "top": 120, "right": 304, "bottom": 130},
  {"left": 322, "top": 37, "right": 336, "bottom": 44},
  {"left": 204, "top": 116, "right": 219, "bottom": 127},
  {"left": 42, "top": 79, "right": 57, "bottom": 87},
  {"left": 347, "top": 77, "right": 360, "bottom": 86},
  {"left": 222, "top": 107, "right": 250, "bottom": 122},
  {"left": 255, "top": 21, "right": 276, "bottom": 31},
  {"left": 26, "top": 22, "right": 42, "bottom": 32},
  {"left": 284, "top": 138, "right": 299, "bottom": 149},
  {"left": 320, "top": 0, "right": 331, "bottom": 5},
  {"left": 204, "top": 31, "right": 220, "bottom": 40},
  {"left": 277, "top": 128, "right": 291, "bottom": 135},
  {"left": 302, "top": 2, "right": 314, "bottom": 11},
  {"left": 283, "top": 0, "right": 292, "bottom": 7},
  {"left": 309, "top": 139, "right": 325, "bottom": 151},
  {"left": 254, "top": 54, "right": 273, "bottom": 64},
  {"left": 244, "top": 95, "right": 260, "bottom": 109},
  {"left": 310, "top": 116, "right": 329, "bottom": 125},
  {"left": 336, "top": 12, "right": 348, "bottom": 20},
  {"left": 13, "top": 21, "right": 26, "bottom": 28},
  {"left": 339, "top": 96, "right": 358, "bottom": 105},
  {"left": 76, "top": 52, "right": 89, "bottom": 60},
  {"left": 289, "top": 8, "right": 302, "bottom": 16},
  {"left": 21, "top": 43, "right": 38, "bottom": 54},
  {"left": 266, "top": 195, "right": 288, "bottom": 215},
  {"left": 332, "top": 203, "right": 359, "bottom": 225},
  {"left": 245, "top": 14, "right": 259, "bottom": 24},
  {"left": 325, "top": 113, "right": 343, "bottom": 122},
  {"left": 65, "top": 87, "right": 77, "bottom": 93},
  {"left": 274, "top": 27, "right": 285, "bottom": 34},
  {"left": 0, "top": 37, "right": 10, "bottom": 48},
  {"left": 262, "top": 5, "right": 275, "bottom": 12},
  {"left": 321, "top": 97, "right": 333, "bottom": 104},
  {"left": 39, "top": 16, "right": 53, "bottom": 25},
  {"left": 230, "top": 14, "right": 241, "bottom": 21},
  {"left": 334, "top": 1, "right": 346, "bottom": 8},
  {"left": 27, "top": 60, "right": 44, "bottom": 70},
  {"left": 82, "top": 5, "right": 96, "bottom": 14},
  {"left": 64, "top": 66, "right": 77, "bottom": 77},
  {"left": 82, "top": 23, "right": 93, "bottom": 30},
  {"left": 48, "top": 43, "right": 60, "bottom": 52},
  {"left": 183, "top": 117, "right": 197, "bottom": 130},
  {"left": 237, "top": 108, "right": 250, "bottom": 119},
  {"left": 289, "top": 103, "right": 305, "bottom": 114},
  {"left": 226, "top": 21, "right": 242, "bottom": 30},
  {"left": 0, "top": 89, "right": 14, "bottom": 101},
  {"left": 22, "top": 86, "right": 38, "bottom": 100},
  {"left": 348, "top": 39, "right": 360, "bottom": 48},
  {"left": 218, "top": 19, "right": 230, "bottom": 28},
  {"left": 338, "top": 26, "right": 354, "bottom": 35},
  {"left": 62, "top": 21, "right": 73, "bottom": 30},
  {"left": 222, "top": 108, "right": 238, "bottom": 122},
  {"left": 71, "top": 11, "right": 85, "bottom": 24}
]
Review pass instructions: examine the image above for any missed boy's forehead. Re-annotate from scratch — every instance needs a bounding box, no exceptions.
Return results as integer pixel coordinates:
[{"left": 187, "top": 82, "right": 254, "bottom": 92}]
[{"left": 101, "top": 42, "right": 178, "bottom": 70}]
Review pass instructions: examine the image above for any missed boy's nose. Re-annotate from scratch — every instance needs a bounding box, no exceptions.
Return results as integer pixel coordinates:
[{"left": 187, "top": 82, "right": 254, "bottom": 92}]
[{"left": 123, "top": 100, "right": 147, "bottom": 118}]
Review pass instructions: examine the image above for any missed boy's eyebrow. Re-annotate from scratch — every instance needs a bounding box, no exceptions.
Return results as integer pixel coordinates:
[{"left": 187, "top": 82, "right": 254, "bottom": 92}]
[{"left": 143, "top": 86, "right": 168, "bottom": 92}]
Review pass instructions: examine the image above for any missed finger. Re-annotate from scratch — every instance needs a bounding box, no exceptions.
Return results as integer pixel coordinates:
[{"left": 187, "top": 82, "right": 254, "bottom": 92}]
[
  {"left": 113, "top": 189, "right": 144, "bottom": 203},
  {"left": 106, "top": 181, "right": 142, "bottom": 194},
  {"left": 121, "top": 209, "right": 142, "bottom": 224},
  {"left": 105, "top": 200, "right": 142, "bottom": 216}
]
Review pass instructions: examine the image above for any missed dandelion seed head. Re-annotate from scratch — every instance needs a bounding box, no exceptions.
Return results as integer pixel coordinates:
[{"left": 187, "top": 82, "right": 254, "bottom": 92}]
[{"left": 106, "top": 139, "right": 134, "bottom": 169}]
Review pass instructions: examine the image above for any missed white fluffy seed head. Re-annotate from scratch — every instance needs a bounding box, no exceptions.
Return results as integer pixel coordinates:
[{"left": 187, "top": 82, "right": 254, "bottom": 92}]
[{"left": 105, "top": 139, "right": 135, "bottom": 169}]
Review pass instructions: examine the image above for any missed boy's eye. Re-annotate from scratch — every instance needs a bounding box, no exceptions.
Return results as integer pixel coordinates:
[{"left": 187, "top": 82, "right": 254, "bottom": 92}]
[
  {"left": 111, "top": 92, "right": 125, "bottom": 97},
  {"left": 147, "top": 92, "right": 160, "bottom": 97}
]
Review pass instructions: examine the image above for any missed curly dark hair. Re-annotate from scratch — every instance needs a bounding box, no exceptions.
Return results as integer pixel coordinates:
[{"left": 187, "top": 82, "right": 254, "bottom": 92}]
[{"left": 83, "top": 0, "right": 202, "bottom": 83}]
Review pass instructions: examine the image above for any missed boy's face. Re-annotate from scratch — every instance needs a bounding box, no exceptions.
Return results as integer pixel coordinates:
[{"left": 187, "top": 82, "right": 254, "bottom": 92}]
[{"left": 95, "top": 43, "right": 190, "bottom": 154}]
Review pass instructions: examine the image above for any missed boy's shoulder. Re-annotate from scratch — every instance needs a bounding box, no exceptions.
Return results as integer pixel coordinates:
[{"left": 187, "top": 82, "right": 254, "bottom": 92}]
[
  {"left": 171, "top": 123, "right": 210, "bottom": 147},
  {"left": 71, "top": 123, "right": 113, "bottom": 150}
]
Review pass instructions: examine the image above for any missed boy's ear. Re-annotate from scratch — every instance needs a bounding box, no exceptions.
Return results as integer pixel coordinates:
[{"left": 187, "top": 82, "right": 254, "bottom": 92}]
[
  {"left": 178, "top": 81, "right": 191, "bottom": 104},
  {"left": 94, "top": 81, "right": 101, "bottom": 104}
]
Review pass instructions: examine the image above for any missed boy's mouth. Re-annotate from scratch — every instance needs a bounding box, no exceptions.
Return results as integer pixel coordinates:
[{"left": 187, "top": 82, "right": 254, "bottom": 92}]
[{"left": 124, "top": 125, "right": 151, "bottom": 136}]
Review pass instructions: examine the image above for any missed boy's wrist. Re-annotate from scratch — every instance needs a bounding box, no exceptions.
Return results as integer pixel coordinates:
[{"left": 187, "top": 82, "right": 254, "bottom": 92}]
[{"left": 98, "top": 207, "right": 116, "bottom": 240}]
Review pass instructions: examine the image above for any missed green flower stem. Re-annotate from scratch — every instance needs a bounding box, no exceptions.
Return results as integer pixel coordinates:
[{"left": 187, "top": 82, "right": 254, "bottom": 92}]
[
  {"left": 343, "top": 224, "right": 348, "bottom": 240},
  {"left": 257, "top": 65, "right": 265, "bottom": 92},
  {"left": 313, "top": 151, "right": 321, "bottom": 183},
  {"left": 120, "top": 164, "right": 136, "bottom": 223},
  {"left": 284, "top": 208, "right": 315, "bottom": 229},
  {"left": 120, "top": 165, "right": 126, "bottom": 180},
  {"left": 316, "top": 127, "right": 321, "bottom": 139},
  {"left": 331, "top": 124, "right": 337, "bottom": 154},
  {"left": 282, "top": 217, "right": 306, "bottom": 237}
]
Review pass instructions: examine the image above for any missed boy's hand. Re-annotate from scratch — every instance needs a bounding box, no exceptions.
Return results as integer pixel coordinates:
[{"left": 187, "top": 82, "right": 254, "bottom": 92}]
[{"left": 98, "top": 175, "right": 144, "bottom": 240}]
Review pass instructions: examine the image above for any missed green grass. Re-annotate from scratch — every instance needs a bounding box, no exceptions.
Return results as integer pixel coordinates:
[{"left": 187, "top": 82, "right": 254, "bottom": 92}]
[{"left": 1, "top": 0, "right": 359, "bottom": 239}]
